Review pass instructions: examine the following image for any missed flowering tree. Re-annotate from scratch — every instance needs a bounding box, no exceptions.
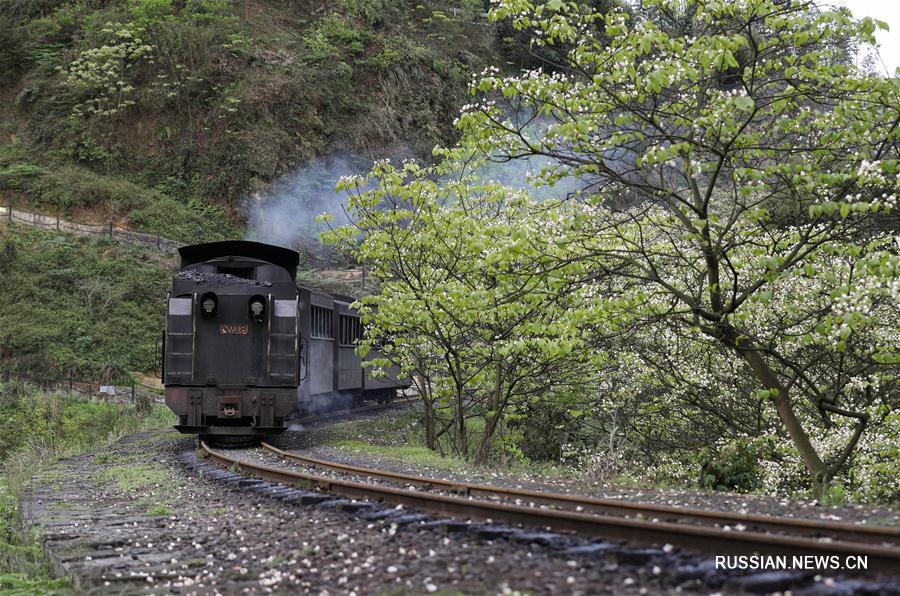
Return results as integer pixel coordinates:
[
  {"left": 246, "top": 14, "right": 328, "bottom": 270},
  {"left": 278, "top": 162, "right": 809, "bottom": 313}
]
[
  {"left": 326, "top": 161, "right": 605, "bottom": 463},
  {"left": 65, "top": 24, "right": 154, "bottom": 119},
  {"left": 63, "top": 23, "right": 155, "bottom": 170},
  {"left": 457, "top": 0, "right": 899, "bottom": 496}
]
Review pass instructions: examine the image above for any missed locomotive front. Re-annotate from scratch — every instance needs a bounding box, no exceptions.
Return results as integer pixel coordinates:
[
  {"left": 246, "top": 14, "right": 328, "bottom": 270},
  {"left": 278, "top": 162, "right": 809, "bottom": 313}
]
[{"left": 163, "top": 241, "right": 300, "bottom": 440}]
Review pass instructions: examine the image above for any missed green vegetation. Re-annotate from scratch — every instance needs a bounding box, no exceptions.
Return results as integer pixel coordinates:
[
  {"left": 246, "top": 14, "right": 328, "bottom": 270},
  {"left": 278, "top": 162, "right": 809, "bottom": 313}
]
[
  {"left": 323, "top": 410, "right": 467, "bottom": 474},
  {"left": 98, "top": 463, "right": 169, "bottom": 492},
  {"left": 335, "top": 440, "right": 464, "bottom": 471},
  {"left": 1, "top": 475, "right": 70, "bottom": 595},
  {"left": 98, "top": 461, "right": 177, "bottom": 517},
  {"left": 0, "top": 225, "right": 170, "bottom": 379},
  {"left": 147, "top": 504, "right": 174, "bottom": 517},
  {"left": 0, "top": 382, "right": 175, "bottom": 463},
  {"left": 0, "top": 0, "right": 496, "bottom": 240},
  {"left": 0, "top": 381, "right": 176, "bottom": 594},
  {"left": 327, "top": 0, "right": 900, "bottom": 503},
  {"left": 320, "top": 409, "right": 570, "bottom": 479},
  {"left": 0, "top": 0, "right": 893, "bottom": 528}
]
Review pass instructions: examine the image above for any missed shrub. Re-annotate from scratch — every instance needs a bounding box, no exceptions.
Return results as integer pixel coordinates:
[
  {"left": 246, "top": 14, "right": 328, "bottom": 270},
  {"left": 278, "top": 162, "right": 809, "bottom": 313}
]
[
  {"left": 302, "top": 15, "right": 369, "bottom": 63},
  {"left": 698, "top": 438, "right": 770, "bottom": 492},
  {"left": 129, "top": 0, "right": 174, "bottom": 27},
  {"left": 850, "top": 409, "right": 900, "bottom": 503},
  {"left": 0, "top": 164, "right": 44, "bottom": 191},
  {"left": 128, "top": 195, "right": 237, "bottom": 242},
  {"left": 0, "top": 382, "right": 176, "bottom": 460},
  {"left": 33, "top": 166, "right": 155, "bottom": 215}
]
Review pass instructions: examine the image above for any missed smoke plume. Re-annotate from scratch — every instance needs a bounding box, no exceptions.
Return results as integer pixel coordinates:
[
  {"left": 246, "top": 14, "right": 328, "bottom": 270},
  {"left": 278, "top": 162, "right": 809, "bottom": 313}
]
[
  {"left": 244, "top": 152, "right": 371, "bottom": 266},
  {"left": 244, "top": 128, "right": 593, "bottom": 265}
]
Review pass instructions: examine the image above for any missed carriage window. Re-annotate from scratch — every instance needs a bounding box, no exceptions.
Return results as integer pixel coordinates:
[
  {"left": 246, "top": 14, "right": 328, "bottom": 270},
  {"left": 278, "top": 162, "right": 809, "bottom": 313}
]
[
  {"left": 310, "top": 306, "right": 333, "bottom": 339},
  {"left": 339, "top": 315, "right": 362, "bottom": 346}
]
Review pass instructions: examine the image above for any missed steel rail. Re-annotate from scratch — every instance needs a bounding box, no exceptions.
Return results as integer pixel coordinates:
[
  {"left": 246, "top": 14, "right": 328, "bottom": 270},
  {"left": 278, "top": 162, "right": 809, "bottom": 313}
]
[
  {"left": 202, "top": 442, "right": 900, "bottom": 573},
  {"left": 260, "top": 442, "right": 899, "bottom": 547}
]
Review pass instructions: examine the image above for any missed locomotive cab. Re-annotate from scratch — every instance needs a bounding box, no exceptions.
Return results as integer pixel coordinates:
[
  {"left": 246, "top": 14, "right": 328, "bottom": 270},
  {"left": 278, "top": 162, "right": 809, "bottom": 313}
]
[{"left": 163, "top": 241, "right": 300, "bottom": 440}]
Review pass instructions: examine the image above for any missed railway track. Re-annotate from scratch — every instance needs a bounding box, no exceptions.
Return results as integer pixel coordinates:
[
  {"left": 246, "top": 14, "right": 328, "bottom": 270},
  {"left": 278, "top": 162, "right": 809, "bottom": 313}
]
[
  {"left": 259, "top": 442, "right": 900, "bottom": 547},
  {"left": 201, "top": 441, "right": 900, "bottom": 573}
]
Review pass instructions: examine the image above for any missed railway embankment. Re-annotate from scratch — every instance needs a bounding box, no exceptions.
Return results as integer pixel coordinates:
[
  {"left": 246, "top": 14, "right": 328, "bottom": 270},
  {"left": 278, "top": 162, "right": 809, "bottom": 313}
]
[
  {"left": 0, "top": 384, "right": 175, "bottom": 593},
  {"left": 22, "top": 429, "right": 674, "bottom": 594},
  {"left": 21, "top": 409, "right": 900, "bottom": 594}
]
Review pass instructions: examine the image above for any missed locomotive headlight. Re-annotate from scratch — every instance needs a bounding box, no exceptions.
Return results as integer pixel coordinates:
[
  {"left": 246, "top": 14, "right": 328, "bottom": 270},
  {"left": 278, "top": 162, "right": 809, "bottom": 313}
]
[
  {"left": 200, "top": 292, "right": 218, "bottom": 316},
  {"left": 249, "top": 296, "right": 266, "bottom": 321}
]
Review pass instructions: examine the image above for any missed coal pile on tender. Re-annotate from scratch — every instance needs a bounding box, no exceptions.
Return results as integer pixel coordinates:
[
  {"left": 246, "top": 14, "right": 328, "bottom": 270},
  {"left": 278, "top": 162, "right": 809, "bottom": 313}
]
[{"left": 175, "top": 270, "right": 273, "bottom": 287}]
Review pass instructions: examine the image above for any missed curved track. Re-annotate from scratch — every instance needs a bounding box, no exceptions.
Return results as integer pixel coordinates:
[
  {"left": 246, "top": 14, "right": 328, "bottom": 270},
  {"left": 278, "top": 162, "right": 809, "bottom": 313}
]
[
  {"left": 260, "top": 442, "right": 899, "bottom": 546},
  {"left": 201, "top": 441, "right": 900, "bottom": 573}
]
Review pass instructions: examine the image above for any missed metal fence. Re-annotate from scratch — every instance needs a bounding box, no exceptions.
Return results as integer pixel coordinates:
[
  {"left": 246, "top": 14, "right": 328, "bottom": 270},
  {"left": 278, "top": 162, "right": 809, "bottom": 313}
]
[
  {"left": 0, "top": 205, "right": 183, "bottom": 253},
  {"left": 0, "top": 370, "right": 164, "bottom": 404}
]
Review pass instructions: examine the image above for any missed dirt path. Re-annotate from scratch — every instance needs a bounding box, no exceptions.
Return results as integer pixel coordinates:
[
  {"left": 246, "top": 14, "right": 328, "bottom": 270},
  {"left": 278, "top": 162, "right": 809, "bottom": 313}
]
[{"left": 1, "top": 204, "right": 183, "bottom": 253}]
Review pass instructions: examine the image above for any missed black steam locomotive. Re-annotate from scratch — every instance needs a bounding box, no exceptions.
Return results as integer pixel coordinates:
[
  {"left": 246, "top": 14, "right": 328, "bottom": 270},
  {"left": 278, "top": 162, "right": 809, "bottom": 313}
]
[{"left": 163, "top": 240, "right": 407, "bottom": 440}]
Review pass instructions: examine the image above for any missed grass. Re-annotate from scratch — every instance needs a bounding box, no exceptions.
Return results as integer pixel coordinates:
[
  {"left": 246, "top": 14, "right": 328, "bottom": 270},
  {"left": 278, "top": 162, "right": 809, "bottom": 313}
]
[
  {"left": 147, "top": 505, "right": 174, "bottom": 517},
  {"left": 328, "top": 439, "right": 466, "bottom": 471},
  {"left": 321, "top": 408, "right": 573, "bottom": 480},
  {"left": 0, "top": 382, "right": 176, "bottom": 462},
  {"left": 331, "top": 439, "right": 468, "bottom": 473},
  {"left": 0, "top": 572, "right": 69, "bottom": 594},
  {"left": 0, "top": 225, "right": 172, "bottom": 381},
  {"left": 0, "top": 382, "right": 177, "bottom": 592},
  {"left": 0, "top": 477, "right": 70, "bottom": 595},
  {"left": 98, "top": 463, "right": 170, "bottom": 492},
  {"left": 96, "top": 461, "right": 180, "bottom": 519}
]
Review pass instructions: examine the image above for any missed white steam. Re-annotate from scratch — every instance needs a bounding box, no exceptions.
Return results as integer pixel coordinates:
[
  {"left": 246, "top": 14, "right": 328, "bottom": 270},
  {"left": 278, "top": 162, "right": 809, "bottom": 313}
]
[
  {"left": 244, "top": 130, "right": 594, "bottom": 263},
  {"left": 244, "top": 152, "right": 371, "bottom": 263}
]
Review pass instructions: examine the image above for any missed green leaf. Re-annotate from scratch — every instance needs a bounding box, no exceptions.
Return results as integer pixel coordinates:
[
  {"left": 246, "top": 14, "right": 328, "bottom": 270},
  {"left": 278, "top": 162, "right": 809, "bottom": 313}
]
[
  {"left": 734, "top": 95, "right": 755, "bottom": 111},
  {"left": 647, "top": 70, "right": 668, "bottom": 92}
]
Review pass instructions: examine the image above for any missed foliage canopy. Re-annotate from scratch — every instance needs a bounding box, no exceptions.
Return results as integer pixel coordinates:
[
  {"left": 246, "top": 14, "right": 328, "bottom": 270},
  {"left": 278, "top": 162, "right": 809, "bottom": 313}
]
[{"left": 331, "top": 0, "right": 899, "bottom": 500}]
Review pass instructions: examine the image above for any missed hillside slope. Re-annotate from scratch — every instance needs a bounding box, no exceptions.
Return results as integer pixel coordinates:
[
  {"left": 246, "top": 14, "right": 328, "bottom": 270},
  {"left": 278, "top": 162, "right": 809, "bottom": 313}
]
[
  {"left": 0, "top": 224, "right": 171, "bottom": 378},
  {"left": 0, "top": 0, "right": 497, "bottom": 241}
]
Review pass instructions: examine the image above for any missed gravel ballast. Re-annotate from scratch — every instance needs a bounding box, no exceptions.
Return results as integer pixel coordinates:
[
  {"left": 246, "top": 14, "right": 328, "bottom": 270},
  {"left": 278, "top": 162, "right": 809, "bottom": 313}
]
[{"left": 22, "top": 425, "right": 900, "bottom": 594}]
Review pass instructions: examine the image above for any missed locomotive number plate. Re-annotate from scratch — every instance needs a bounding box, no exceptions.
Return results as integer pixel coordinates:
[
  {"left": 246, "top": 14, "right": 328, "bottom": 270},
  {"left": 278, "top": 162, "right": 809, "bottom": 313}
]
[{"left": 219, "top": 323, "right": 249, "bottom": 335}]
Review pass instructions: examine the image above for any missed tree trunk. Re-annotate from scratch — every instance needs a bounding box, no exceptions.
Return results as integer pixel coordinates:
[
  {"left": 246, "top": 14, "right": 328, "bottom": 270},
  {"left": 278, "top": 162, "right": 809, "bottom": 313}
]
[
  {"left": 734, "top": 342, "right": 829, "bottom": 498},
  {"left": 474, "top": 410, "right": 502, "bottom": 466},
  {"left": 416, "top": 371, "right": 437, "bottom": 451},
  {"left": 456, "top": 387, "right": 467, "bottom": 458},
  {"left": 474, "top": 359, "right": 505, "bottom": 466},
  {"left": 424, "top": 398, "right": 436, "bottom": 450},
  {"left": 454, "top": 353, "right": 467, "bottom": 458}
]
